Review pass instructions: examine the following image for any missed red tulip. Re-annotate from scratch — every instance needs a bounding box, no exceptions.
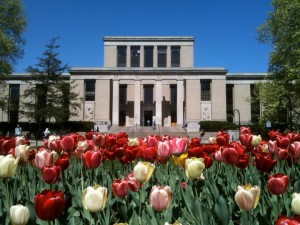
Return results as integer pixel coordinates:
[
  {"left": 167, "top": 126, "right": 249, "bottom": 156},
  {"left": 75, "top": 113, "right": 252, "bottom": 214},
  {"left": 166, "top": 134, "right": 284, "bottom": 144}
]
[
  {"left": 181, "top": 182, "right": 187, "bottom": 189},
  {"left": 189, "top": 137, "right": 201, "bottom": 148},
  {"left": 188, "top": 146, "right": 204, "bottom": 158},
  {"left": 82, "top": 150, "right": 102, "bottom": 169},
  {"left": 125, "top": 146, "right": 140, "bottom": 161},
  {"left": 269, "top": 130, "right": 280, "bottom": 141},
  {"left": 147, "top": 135, "right": 158, "bottom": 147},
  {"left": 221, "top": 144, "right": 244, "bottom": 165},
  {"left": 216, "top": 131, "right": 230, "bottom": 146},
  {"left": 112, "top": 179, "right": 129, "bottom": 198},
  {"left": 140, "top": 146, "right": 157, "bottom": 162},
  {"left": 276, "top": 134, "right": 290, "bottom": 148},
  {"left": 105, "top": 134, "right": 117, "bottom": 148},
  {"left": 54, "top": 153, "right": 70, "bottom": 171},
  {"left": 34, "top": 189, "right": 65, "bottom": 221},
  {"left": 253, "top": 152, "right": 276, "bottom": 173},
  {"left": 275, "top": 215, "right": 300, "bottom": 225},
  {"left": 235, "top": 154, "right": 249, "bottom": 169},
  {"left": 0, "top": 139, "right": 14, "bottom": 155},
  {"left": 239, "top": 126, "right": 251, "bottom": 135},
  {"left": 203, "top": 153, "right": 213, "bottom": 168},
  {"left": 290, "top": 142, "right": 300, "bottom": 162},
  {"left": 268, "top": 173, "right": 289, "bottom": 195},
  {"left": 239, "top": 134, "right": 253, "bottom": 147},
  {"left": 61, "top": 135, "right": 75, "bottom": 152},
  {"left": 42, "top": 165, "right": 61, "bottom": 184}
]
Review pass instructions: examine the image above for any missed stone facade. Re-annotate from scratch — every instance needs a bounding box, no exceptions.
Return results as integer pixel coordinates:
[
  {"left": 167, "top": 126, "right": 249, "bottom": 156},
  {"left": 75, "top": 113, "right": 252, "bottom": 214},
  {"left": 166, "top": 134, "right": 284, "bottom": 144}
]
[{"left": 1, "top": 36, "right": 266, "bottom": 132}]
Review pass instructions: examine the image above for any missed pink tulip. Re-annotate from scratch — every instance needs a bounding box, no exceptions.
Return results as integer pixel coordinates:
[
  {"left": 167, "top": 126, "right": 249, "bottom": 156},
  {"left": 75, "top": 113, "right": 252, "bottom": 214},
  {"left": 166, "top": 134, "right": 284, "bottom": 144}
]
[
  {"left": 157, "top": 141, "right": 171, "bottom": 159},
  {"left": 125, "top": 172, "right": 141, "bottom": 192},
  {"left": 240, "top": 126, "right": 251, "bottom": 135},
  {"left": 170, "top": 137, "right": 187, "bottom": 155},
  {"left": 268, "top": 140, "right": 278, "bottom": 154},
  {"left": 147, "top": 135, "right": 158, "bottom": 147},
  {"left": 149, "top": 186, "right": 172, "bottom": 212},
  {"left": 35, "top": 149, "right": 54, "bottom": 169}
]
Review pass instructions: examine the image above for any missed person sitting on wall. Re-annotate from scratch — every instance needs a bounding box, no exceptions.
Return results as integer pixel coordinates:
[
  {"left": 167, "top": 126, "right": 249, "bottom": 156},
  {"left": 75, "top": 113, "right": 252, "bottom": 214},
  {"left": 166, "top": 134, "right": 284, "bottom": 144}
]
[
  {"left": 44, "top": 128, "right": 50, "bottom": 138},
  {"left": 15, "top": 124, "right": 22, "bottom": 137}
]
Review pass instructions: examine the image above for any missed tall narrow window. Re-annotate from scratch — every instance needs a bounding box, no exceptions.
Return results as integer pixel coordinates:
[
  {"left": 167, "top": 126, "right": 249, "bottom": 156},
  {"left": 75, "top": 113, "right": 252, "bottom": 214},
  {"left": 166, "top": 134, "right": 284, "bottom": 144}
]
[
  {"left": 144, "top": 85, "right": 153, "bottom": 104},
  {"left": 226, "top": 84, "right": 234, "bottom": 122},
  {"left": 170, "top": 85, "right": 177, "bottom": 123},
  {"left": 117, "top": 46, "right": 127, "bottom": 67},
  {"left": 85, "top": 79, "right": 95, "bottom": 101},
  {"left": 119, "top": 85, "right": 127, "bottom": 105},
  {"left": 9, "top": 84, "right": 20, "bottom": 123},
  {"left": 251, "top": 84, "right": 260, "bottom": 123},
  {"left": 201, "top": 80, "right": 211, "bottom": 101},
  {"left": 131, "top": 46, "right": 140, "bottom": 67},
  {"left": 144, "top": 46, "right": 153, "bottom": 67},
  {"left": 171, "top": 46, "right": 180, "bottom": 67},
  {"left": 157, "top": 46, "right": 167, "bottom": 67}
]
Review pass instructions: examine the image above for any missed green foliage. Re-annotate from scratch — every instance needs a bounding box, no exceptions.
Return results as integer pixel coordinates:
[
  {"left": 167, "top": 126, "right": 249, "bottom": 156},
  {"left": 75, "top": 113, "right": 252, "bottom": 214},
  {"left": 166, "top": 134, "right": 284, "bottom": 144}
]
[
  {"left": 0, "top": 0, "right": 26, "bottom": 109},
  {"left": 20, "top": 38, "right": 82, "bottom": 124},
  {"left": 256, "top": 0, "right": 300, "bottom": 128},
  {"left": 199, "top": 121, "right": 238, "bottom": 132}
]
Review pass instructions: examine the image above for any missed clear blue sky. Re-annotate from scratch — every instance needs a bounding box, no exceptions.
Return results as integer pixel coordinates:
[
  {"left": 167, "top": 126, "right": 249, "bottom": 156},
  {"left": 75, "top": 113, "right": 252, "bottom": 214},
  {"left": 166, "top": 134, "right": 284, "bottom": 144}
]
[{"left": 14, "top": 0, "right": 273, "bottom": 73}]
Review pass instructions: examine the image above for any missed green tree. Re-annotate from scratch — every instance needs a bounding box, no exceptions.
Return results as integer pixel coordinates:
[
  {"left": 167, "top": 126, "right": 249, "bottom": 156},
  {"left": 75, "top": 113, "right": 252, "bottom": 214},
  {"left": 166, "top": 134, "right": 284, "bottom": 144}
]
[
  {"left": 256, "top": 0, "right": 300, "bottom": 129},
  {"left": 0, "top": 0, "right": 26, "bottom": 110},
  {"left": 20, "top": 37, "right": 82, "bottom": 126}
]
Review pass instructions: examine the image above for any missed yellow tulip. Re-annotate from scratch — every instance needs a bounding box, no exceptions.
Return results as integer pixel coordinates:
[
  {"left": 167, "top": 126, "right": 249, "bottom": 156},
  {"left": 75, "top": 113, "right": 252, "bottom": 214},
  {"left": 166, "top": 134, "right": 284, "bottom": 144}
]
[
  {"left": 82, "top": 185, "right": 107, "bottom": 212},
  {"left": 185, "top": 157, "right": 205, "bottom": 179},
  {"left": 128, "top": 138, "right": 139, "bottom": 147},
  {"left": 291, "top": 193, "right": 300, "bottom": 215},
  {"left": 172, "top": 153, "right": 188, "bottom": 167},
  {"left": 133, "top": 161, "right": 155, "bottom": 184},
  {"left": 15, "top": 144, "right": 30, "bottom": 162},
  {"left": 251, "top": 135, "right": 262, "bottom": 146},
  {"left": 234, "top": 184, "right": 260, "bottom": 211},
  {"left": 0, "top": 154, "right": 19, "bottom": 178}
]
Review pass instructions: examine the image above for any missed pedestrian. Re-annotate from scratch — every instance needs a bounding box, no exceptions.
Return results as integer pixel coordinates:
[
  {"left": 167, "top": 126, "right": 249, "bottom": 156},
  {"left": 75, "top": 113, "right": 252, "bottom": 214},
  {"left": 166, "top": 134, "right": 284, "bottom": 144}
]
[
  {"left": 200, "top": 129, "right": 205, "bottom": 138},
  {"left": 15, "top": 124, "right": 22, "bottom": 136},
  {"left": 44, "top": 128, "right": 50, "bottom": 138}
]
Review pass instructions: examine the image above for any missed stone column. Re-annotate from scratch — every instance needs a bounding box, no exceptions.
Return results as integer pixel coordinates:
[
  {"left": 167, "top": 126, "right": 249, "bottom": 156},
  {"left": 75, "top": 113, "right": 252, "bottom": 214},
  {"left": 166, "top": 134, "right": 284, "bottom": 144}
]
[
  {"left": 126, "top": 45, "right": 130, "bottom": 68},
  {"left": 112, "top": 79, "right": 119, "bottom": 125},
  {"left": 134, "top": 79, "right": 141, "bottom": 125},
  {"left": 153, "top": 46, "right": 157, "bottom": 68},
  {"left": 140, "top": 46, "right": 144, "bottom": 68},
  {"left": 167, "top": 45, "right": 171, "bottom": 67},
  {"left": 155, "top": 80, "right": 162, "bottom": 125},
  {"left": 177, "top": 79, "right": 184, "bottom": 125}
]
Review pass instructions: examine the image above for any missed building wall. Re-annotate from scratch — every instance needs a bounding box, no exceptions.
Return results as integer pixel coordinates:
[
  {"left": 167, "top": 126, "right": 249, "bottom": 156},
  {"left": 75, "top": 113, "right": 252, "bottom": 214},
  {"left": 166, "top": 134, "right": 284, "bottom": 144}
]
[
  {"left": 95, "top": 80, "right": 110, "bottom": 122},
  {"left": 234, "top": 84, "right": 251, "bottom": 123},
  {"left": 104, "top": 46, "right": 116, "bottom": 67},
  {"left": 70, "top": 79, "right": 84, "bottom": 121},
  {"left": 185, "top": 79, "right": 201, "bottom": 120},
  {"left": 211, "top": 79, "right": 227, "bottom": 121}
]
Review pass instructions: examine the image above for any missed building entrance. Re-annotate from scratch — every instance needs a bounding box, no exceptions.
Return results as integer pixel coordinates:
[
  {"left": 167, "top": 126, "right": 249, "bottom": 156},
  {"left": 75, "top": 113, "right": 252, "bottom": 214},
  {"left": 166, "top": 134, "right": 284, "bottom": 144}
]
[
  {"left": 119, "top": 110, "right": 126, "bottom": 126},
  {"left": 144, "top": 110, "right": 153, "bottom": 126}
]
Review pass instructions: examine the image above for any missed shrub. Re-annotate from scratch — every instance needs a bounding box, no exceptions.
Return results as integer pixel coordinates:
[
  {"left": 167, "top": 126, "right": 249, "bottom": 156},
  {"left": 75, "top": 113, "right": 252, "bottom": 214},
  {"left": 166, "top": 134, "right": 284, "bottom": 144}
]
[{"left": 199, "top": 121, "right": 238, "bottom": 132}]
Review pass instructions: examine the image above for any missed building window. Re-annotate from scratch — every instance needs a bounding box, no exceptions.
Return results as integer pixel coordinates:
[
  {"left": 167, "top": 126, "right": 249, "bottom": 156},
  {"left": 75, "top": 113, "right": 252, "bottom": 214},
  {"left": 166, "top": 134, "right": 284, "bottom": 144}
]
[
  {"left": 117, "top": 46, "right": 127, "bottom": 67},
  {"left": 157, "top": 46, "right": 167, "bottom": 67},
  {"left": 201, "top": 80, "right": 211, "bottom": 101},
  {"left": 170, "top": 85, "right": 177, "bottom": 123},
  {"left": 131, "top": 46, "right": 140, "bottom": 67},
  {"left": 144, "top": 85, "right": 153, "bottom": 104},
  {"left": 119, "top": 85, "right": 127, "bottom": 105},
  {"left": 226, "top": 84, "right": 234, "bottom": 122},
  {"left": 251, "top": 84, "right": 260, "bottom": 123},
  {"left": 85, "top": 79, "right": 95, "bottom": 101},
  {"left": 9, "top": 84, "right": 20, "bottom": 123},
  {"left": 144, "top": 46, "right": 153, "bottom": 67},
  {"left": 171, "top": 46, "right": 180, "bottom": 67}
]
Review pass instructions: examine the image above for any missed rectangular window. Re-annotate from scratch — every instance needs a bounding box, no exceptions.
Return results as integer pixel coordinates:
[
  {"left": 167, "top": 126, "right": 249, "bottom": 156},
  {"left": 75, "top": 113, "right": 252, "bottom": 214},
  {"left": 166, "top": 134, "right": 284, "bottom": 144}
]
[
  {"left": 171, "top": 46, "right": 180, "bottom": 67},
  {"left": 9, "top": 84, "right": 20, "bottom": 123},
  {"left": 144, "top": 85, "right": 153, "bottom": 104},
  {"left": 226, "top": 84, "right": 234, "bottom": 122},
  {"left": 131, "top": 46, "right": 140, "bottom": 67},
  {"left": 144, "top": 46, "right": 153, "bottom": 67},
  {"left": 157, "top": 46, "right": 167, "bottom": 67},
  {"left": 85, "top": 79, "right": 95, "bottom": 101},
  {"left": 201, "top": 80, "right": 211, "bottom": 101},
  {"left": 251, "top": 84, "right": 260, "bottom": 123},
  {"left": 117, "top": 46, "right": 127, "bottom": 67},
  {"left": 119, "top": 85, "right": 127, "bottom": 105}
]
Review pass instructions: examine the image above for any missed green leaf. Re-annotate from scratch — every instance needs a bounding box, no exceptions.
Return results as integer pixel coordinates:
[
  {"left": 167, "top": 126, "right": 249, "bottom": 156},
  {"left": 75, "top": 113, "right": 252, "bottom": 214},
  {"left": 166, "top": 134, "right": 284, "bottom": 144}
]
[{"left": 214, "top": 196, "right": 230, "bottom": 225}]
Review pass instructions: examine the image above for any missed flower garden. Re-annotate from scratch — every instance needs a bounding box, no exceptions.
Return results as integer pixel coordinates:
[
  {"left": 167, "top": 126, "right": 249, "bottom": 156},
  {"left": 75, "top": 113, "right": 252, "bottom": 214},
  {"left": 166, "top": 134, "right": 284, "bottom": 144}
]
[{"left": 1, "top": 127, "right": 300, "bottom": 225}]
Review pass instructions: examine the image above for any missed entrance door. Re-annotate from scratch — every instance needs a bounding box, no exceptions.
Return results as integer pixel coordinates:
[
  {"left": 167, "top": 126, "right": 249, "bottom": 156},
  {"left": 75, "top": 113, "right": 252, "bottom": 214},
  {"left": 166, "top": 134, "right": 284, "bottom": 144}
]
[
  {"left": 119, "top": 110, "right": 126, "bottom": 126},
  {"left": 144, "top": 111, "right": 153, "bottom": 126}
]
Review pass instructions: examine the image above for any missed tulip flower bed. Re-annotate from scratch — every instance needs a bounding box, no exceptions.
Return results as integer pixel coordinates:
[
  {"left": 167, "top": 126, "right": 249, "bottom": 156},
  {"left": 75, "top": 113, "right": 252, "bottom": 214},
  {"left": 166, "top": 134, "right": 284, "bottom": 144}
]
[{"left": 1, "top": 128, "right": 300, "bottom": 225}]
